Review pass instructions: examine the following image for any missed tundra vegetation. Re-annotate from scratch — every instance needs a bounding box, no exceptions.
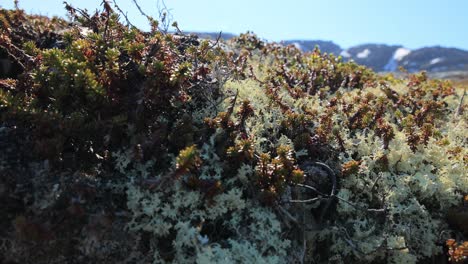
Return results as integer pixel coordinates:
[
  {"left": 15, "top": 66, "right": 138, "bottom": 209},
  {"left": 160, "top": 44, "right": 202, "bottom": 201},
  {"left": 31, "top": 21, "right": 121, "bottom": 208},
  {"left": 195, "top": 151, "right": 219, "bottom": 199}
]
[{"left": 0, "top": 2, "right": 467, "bottom": 263}]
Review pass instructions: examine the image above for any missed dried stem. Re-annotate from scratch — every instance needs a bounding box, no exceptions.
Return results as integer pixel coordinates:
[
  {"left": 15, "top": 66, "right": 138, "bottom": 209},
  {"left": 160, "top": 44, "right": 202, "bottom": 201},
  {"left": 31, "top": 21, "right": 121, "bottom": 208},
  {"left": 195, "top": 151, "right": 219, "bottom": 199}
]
[
  {"left": 455, "top": 88, "right": 466, "bottom": 117},
  {"left": 131, "top": 0, "right": 150, "bottom": 20},
  {"left": 112, "top": 0, "right": 136, "bottom": 28}
]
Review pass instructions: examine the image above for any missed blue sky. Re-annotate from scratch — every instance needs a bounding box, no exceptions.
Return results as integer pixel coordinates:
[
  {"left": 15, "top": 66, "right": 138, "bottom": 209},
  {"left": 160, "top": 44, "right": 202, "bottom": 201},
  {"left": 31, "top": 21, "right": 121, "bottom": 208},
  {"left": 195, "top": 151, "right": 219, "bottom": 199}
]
[{"left": 1, "top": 0, "right": 468, "bottom": 50}]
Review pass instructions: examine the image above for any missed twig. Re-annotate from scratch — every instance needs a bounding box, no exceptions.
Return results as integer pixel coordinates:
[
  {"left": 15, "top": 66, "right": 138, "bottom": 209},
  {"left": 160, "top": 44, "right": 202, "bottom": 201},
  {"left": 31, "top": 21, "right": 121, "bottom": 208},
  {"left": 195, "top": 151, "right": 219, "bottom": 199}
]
[
  {"left": 438, "top": 230, "right": 454, "bottom": 241},
  {"left": 339, "top": 226, "right": 365, "bottom": 257},
  {"left": 208, "top": 31, "right": 222, "bottom": 49},
  {"left": 172, "top": 22, "right": 183, "bottom": 34},
  {"left": 289, "top": 197, "right": 322, "bottom": 203},
  {"left": 366, "top": 208, "right": 386, "bottom": 213},
  {"left": 370, "top": 172, "right": 385, "bottom": 196},
  {"left": 156, "top": 0, "right": 173, "bottom": 32},
  {"left": 332, "top": 192, "right": 386, "bottom": 214},
  {"left": 294, "top": 182, "right": 386, "bottom": 214},
  {"left": 455, "top": 88, "right": 466, "bottom": 117},
  {"left": 343, "top": 237, "right": 364, "bottom": 257},
  {"left": 112, "top": 0, "right": 136, "bottom": 28},
  {"left": 301, "top": 209, "right": 307, "bottom": 264},
  {"left": 312, "top": 162, "right": 337, "bottom": 223},
  {"left": 301, "top": 231, "right": 306, "bottom": 264},
  {"left": 249, "top": 65, "right": 266, "bottom": 85},
  {"left": 131, "top": 0, "right": 151, "bottom": 20},
  {"left": 225, "top": 89, "right": 239, "bottom": 119},
  {"left": 0, "top": 35, "right": 35, "bottom": 70},
  {"left": 313, "top": 162, "right": 336, "bottom": 196},
  {"left": 64, "top": 2, "right": 92, "bottom": 22},
  {"left": 277, "top": 204, "right": 299, "bottom": 224},
  {"left": 295, "top": 183, "right": 328, "bottom": 197}
]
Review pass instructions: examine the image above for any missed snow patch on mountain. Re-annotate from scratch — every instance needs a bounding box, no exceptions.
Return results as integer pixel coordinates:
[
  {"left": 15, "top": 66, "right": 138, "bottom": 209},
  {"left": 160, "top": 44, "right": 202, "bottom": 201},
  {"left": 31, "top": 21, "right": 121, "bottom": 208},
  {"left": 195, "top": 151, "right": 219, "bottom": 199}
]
[
  {"left": 292, "top": 42, "right": 303, "bottom": 51},
  {"left": 430, "top": 57, "right": 443, "bottom": 65},
  {"left": 383, "top": 48, "right": 411, "bottom": 72},
  {"left": 340, "top": 50, "right": 351, "bottom": 58},
  {"left": 394, "top": 48, "right": 411, "bottom": 61},
  {"left": 356, "top": 49, "right": 371, "bottom": 59}
]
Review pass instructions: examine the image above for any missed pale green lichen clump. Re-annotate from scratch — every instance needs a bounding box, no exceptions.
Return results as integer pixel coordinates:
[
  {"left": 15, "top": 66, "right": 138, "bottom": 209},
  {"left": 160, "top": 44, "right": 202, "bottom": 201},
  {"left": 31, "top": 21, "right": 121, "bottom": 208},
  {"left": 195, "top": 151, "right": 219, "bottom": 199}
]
[
  {"left": 121, "top": 70, "right": 466, "bottom": 263},
  {"left": 118, "top": 42, "right": 466, "bottom": 262},
  {"left": 126, "top": 182, "right": 290, "bottom": 263}
]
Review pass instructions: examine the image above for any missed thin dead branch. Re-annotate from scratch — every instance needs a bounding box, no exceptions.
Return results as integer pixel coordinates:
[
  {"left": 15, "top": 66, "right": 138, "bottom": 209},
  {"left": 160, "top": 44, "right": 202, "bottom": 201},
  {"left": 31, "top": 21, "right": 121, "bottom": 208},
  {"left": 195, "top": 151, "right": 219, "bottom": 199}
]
[
  {"left": 0, "top": 34, "right": 35, "bottom": 70},
  {"left": 131, "top": 0, "right": 151, "bottom": 20},
  {"left": 112, "top": 0, "right": 136, "bottom": 28},
  {"left": 455, "top": 88, "right": 466, "bottom": 117}
]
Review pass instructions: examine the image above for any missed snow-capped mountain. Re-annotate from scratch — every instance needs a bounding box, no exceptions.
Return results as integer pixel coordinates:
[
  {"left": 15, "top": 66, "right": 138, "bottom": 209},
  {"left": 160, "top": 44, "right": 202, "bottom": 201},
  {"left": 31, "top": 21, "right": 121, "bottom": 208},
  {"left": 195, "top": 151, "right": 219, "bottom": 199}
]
[
  {"left": 383, "top": 47, "right": 411, "bottom": 72},
  {"left": 282, "top": 40, "right": 342, "bottom": 56},
  {"left": 286, "top": 41, "right": 468, "bottom": 73},
  {"left": 188, "top": 33, "right": 468, "bottom": 73},
  {"left": 398, "top": 46, "right": 468, "bottom": 72},
  {"left": 341, "top": 44, "right": 402, "bottom": 72}
]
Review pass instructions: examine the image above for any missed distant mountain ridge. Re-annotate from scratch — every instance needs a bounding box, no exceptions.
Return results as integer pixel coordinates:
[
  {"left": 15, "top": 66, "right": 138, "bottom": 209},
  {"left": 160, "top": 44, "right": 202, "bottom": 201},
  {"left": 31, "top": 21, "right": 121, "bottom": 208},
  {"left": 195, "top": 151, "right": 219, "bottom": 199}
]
[
  {"left": 191, "top": 32, "right": 468, "bottom": 73},
  {"left": 281, "top": 42, "right": 468, "bottom": 73}
]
